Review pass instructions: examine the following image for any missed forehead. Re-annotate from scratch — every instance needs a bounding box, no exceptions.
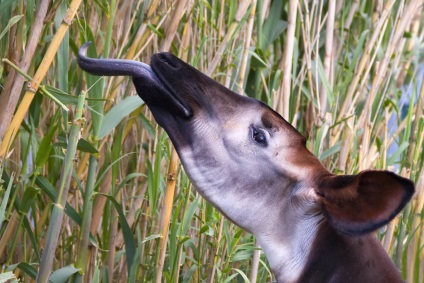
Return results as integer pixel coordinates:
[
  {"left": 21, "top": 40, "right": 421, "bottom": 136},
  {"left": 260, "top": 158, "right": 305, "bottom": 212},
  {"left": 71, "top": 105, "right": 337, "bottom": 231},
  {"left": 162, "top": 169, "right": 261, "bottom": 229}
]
[{"left": 260, "top": 105, "right": 307, "bottom": 143}]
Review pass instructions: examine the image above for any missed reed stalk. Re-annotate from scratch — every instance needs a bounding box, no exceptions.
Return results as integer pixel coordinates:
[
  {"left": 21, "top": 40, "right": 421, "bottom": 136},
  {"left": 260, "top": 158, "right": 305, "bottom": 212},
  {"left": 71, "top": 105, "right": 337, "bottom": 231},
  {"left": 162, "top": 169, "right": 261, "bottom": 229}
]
[
  {"left": 277, "top": 0, "right": 298, "bottom": 119},
  {"left": 237, "top": 0, "right": 257, "bottom": 94},
  {"left": 156, "top": 10, "right": 191, "bottom": 280},
  {"left": 155, "top": 148, "right": 179, "bottom": 283},
  {"left": 36, "top": 92, "right": 86, "bottom": 283},
  {"left": 319, "top": 0, "right": 335, "bottom": 118},
  {"left": 249, "top": 241, "right": 261, "bottom": 282},
  {"left": 72, "top": 154, "right": 98, "bottom": 283},
  {"left": 0, "top": 0, "right": 50, "bottom": 141},
  {"left": 206, "top": 1, "right": 252, "bottom": 76},
  {"left": 0, "top": 0, "right": 83, "bottom": 158},
  {"left": 332, "top": 0, "right": 395, "bottom": 145}
]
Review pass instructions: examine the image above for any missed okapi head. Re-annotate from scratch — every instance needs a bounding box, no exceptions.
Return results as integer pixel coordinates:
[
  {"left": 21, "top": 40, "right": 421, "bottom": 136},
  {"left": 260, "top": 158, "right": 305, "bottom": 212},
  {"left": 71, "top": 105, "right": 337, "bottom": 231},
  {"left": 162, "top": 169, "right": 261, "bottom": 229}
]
[{"left": 78, "top": 43, "right": 414, "bottom": 282}]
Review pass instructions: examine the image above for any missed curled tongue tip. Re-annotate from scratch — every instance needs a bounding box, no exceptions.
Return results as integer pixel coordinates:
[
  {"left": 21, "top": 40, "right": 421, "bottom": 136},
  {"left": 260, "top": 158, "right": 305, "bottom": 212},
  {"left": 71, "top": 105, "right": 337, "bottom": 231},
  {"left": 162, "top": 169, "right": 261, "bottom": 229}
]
[
  {"left": 77, "top": 43, "right": 192, "bottom": 118},
  {"left": 77, "top": 42, "right": 156, "bottom": 79},
  {"left": 78, "top": 42, "right": 95, "bottom": 60}
]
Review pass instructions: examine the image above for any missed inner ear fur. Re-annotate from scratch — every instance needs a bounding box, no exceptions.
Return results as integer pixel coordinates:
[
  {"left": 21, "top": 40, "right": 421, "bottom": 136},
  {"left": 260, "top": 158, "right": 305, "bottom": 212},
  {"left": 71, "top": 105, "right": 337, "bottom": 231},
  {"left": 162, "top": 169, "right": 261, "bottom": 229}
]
[{"left": 315, "top": 170, "right": 415, "bottom": 235}]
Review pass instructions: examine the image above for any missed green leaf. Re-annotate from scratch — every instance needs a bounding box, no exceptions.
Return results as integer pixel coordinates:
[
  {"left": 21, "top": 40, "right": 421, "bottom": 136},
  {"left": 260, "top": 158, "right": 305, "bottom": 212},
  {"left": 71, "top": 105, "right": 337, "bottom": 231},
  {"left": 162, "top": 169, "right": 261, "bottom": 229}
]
[
  {"left": 249, "top": 49, "right": 269, "bottom": 69},
  {"left": 92, "top": 266, "right": 100, "bottom": 283},
  {"left": 99, "top": 96, "right": 144, "bottom": 139},
  {"left": 56, "top": 133, "right": 99, "bottom": 155},
  {"left": 272, "top": 70, "right": 282, "bottom": 93},
  {"left": 83, "top": 40, "right": 105, "bottom": 138},
  {"left": 116, "top": 173, "right": 147, "bottom": 193},
  {"left": 141, "top": 233, "right": 161, "bottom": 243},
  {"left": 312, "top": 58, "right": 334, "bottom": 105},
  {"left": 200, "top": 225, "right": 214, "bottom": 236},
  {"left": 222, "top": 273, "right": 239, "bottom": 283},
  {"left": 319, "top": 141, "right": 342, "bottom": 160},
  {"left": 0, "top": 172, "right": 14, "bottom": 227},
  {"left": 54, "top": 2, "right": 69, "bottom": 93},
  {"left": 388, "top": 141, "right": 409, "bottom": 166},
  {"left": 260, "top": 1, "right": 286, "bottom": 50},
  {"left": 232, "top": 249, "right": 254, "bottom": 262},
  {"left": 23, "top": 216, "right": 41, "bottom": 261},
  {"left": 13, "top": 262, "right": 37, "bottom": 279},
  {"left": 403, "top": 31, "right": 412, "bottom": 38},
  {"left": 182, "top": 264, "right": 197, "bottom": 283},
  {"left": 49, "top": 265, "right": 80, "bottom": 283},
  {"left": 0, "top": 15, "right": 23, "bottom": 40},
  {"left": 180, "top": 196, "right": 200, "bottom": 236},
  {"left": 35, "top": 124, "right": 58, "bottom": 168},
  {"left": 0, "top": 0, "right": 14, "bottom": 18},
  {"left": 43, "top": 86, "right": 79, "bottom": 105},
  {"left": 139, "top": 112, "right": 155, "bottom": 138},
  {"left": 147, "top": 23, "right": 164, "bottom": 37},
  {"left": 98, "top": 194, "right": 136, "bottom": 275},
  {"left": 35, "top": 176, "right": 82, "bottom": 225},
  {"left": 231, "top": 268, "right": 250, "bottom": 282},
  {"left": 19, "top": 186, "right": 40, "bottom": 214},
  {"left": 128, "top": 247, "right": 142, "bottom": 283}
]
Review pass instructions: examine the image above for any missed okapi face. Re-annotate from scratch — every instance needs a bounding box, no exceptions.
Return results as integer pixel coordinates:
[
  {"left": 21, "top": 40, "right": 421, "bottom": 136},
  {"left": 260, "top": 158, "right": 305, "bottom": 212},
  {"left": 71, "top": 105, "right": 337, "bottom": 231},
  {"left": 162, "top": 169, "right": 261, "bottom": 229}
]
[
  {"left": 137, "top": 52, "right": 324, "bottom": 233},
  {"left": 78, "top": 43, "right": 414, "bottom": 282}
]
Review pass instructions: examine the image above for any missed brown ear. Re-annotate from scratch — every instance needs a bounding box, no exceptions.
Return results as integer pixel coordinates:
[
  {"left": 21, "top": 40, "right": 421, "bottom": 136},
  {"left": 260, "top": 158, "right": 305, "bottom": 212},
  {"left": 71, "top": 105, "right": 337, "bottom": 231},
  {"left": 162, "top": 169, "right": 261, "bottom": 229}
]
[{"left": 315, "top": 170, "right": 414, "bottom": 235}]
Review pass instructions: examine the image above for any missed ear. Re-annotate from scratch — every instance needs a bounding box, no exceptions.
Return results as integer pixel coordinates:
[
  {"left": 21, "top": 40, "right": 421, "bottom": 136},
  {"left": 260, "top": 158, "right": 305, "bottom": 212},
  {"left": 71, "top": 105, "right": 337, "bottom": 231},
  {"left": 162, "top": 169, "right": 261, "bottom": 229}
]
[{"left": 315, "top": 170, "right": 414, "bottom": 235}]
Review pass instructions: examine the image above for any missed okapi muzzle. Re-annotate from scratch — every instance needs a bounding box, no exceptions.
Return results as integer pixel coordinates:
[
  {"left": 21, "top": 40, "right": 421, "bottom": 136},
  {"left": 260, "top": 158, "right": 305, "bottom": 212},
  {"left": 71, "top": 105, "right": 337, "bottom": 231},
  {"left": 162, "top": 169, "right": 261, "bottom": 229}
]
[{"left": 78, "top": 42, "right": 414, "bottom": 282}]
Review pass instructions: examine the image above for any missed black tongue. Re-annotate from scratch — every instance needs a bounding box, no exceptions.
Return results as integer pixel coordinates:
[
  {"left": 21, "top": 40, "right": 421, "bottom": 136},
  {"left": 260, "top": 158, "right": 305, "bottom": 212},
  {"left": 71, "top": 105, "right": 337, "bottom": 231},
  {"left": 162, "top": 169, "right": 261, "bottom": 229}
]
[
  {"left": 77, "top": 42, "right": 192, "bottom": 118},
  {"left": 78, "top": 42, "right": 155, "bottom": 79}
]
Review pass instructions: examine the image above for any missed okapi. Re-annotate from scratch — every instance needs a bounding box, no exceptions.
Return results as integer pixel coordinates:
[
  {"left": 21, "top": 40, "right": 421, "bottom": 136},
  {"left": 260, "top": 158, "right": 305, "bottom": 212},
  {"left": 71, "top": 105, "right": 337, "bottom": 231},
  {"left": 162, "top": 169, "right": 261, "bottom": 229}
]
[{"left": 77, "top": 43, "right": 414, "bottom": 282}]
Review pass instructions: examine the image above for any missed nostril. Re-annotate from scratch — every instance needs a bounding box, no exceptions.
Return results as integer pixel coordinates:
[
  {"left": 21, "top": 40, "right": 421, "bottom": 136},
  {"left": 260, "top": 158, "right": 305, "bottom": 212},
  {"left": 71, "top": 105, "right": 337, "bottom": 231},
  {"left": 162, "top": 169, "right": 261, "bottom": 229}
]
[
  {"left": 161, "top": 57, "right": 171, "bottom": 65},
  {"left": 157, "top": 52, "right": 179, "bottom": 69}
]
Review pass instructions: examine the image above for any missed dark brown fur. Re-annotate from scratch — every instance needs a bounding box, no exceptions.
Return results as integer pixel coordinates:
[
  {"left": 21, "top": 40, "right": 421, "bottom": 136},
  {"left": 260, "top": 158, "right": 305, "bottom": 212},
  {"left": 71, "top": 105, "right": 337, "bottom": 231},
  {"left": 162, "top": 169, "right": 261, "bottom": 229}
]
[{"left": 297, "top": 223, "right": 404, "bottom": 282}]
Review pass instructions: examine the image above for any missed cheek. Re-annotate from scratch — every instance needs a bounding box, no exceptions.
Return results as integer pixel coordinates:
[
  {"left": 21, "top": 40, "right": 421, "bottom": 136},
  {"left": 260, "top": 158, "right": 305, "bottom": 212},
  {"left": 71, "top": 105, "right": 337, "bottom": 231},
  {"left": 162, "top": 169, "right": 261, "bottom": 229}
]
[{"left": 265, "top": 136, "right": 318, "bottom": 179}]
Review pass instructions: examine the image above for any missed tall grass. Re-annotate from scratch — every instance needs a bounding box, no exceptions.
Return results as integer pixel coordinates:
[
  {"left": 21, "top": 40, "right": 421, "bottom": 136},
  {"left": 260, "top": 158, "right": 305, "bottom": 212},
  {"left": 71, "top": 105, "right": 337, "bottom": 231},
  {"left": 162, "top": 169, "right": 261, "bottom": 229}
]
[{"left": 0, "top": 0, "right": 423, "bottom": 282}]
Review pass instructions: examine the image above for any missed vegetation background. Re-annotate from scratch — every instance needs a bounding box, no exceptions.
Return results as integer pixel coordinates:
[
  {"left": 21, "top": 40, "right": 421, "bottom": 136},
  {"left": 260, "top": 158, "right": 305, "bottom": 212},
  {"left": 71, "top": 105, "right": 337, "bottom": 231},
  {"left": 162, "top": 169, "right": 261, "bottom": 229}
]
[{"left": 0, "top": 0, "right": 423, "bottom": 282}]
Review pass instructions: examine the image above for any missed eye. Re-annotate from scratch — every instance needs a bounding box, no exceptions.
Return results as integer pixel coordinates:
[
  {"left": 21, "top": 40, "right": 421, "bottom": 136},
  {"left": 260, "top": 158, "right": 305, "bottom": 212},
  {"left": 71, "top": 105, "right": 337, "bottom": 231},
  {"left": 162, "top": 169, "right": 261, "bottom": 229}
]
[{"left": 251, "top": 126, "right": 268, "bottom": 146}]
